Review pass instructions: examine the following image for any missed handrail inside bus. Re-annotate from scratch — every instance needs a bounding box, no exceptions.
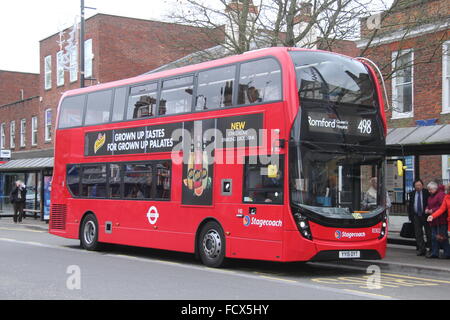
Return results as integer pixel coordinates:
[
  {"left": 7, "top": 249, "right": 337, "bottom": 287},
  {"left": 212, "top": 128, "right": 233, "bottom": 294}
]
[{"left": 355, "top": 57, "right": 391, "bottom": 112}]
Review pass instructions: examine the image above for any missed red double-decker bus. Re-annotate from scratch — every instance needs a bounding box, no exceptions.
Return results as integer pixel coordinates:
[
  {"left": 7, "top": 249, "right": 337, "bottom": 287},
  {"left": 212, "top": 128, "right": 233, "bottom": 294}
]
[{"left": 50, "top": 47, "right": 388, "bottom": 267}]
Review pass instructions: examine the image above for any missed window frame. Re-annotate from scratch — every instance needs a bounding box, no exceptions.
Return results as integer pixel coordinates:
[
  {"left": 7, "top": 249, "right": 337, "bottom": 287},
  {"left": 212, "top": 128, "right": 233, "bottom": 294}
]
[
  {"left": 10, "top": 121, "right": 15, "bottom": 149},
  {"left": 443, "top": 41, "right": 450, "bottom": 114},
  {"left": 20, "top": 119, "right": 26, "bottom": 147},
  {"left": 45, "top": 109, "right": 52, "bottom": 142},
  {"left": 84, "top": 38, "right": 94, "bottom": 79},
  {"left": 56, "top": 50, "right": 65, "bottom": 87},
  {"left": 0, "top": 123, "right": 5, "bottom": 150},
  {"left": 31, "top": 116, "right": 38, "bottom": 146},
  {"left": 391, "top": 49, "right": 414, "bottom": 119},
  {"left": 44, "top": 55, "right": 52, "bottom": 90}
]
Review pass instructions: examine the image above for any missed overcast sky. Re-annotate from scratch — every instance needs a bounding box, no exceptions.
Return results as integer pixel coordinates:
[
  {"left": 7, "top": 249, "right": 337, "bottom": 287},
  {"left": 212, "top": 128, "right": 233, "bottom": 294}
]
[{"left": 0, "top": 0, "right": 175, "bottom": 73}]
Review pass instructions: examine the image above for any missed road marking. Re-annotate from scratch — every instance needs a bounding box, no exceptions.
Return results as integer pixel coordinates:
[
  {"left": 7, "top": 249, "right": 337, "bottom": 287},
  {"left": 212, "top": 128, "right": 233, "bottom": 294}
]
[
  {"left": 0, "top": 226, "right": 45, "bottom": 233},
  {"left": 258, "top": 275, "right": 299, "bottom": 284},
  {"left": 311, "top": 272, "right": 444, "bottom": 289},
  {"left": 0, "top": 236, "right": 389, "bottom": 299},
  {"left": 343, "top": 289, "right": 392, "bottom": 299},
  {"left": 383, "top": 273, "right": 450, "bottom": 285}
]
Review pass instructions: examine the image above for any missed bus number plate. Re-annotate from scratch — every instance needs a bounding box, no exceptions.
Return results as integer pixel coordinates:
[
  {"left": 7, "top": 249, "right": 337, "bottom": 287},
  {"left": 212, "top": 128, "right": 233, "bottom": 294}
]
[{"left": 339, "top": 251, "right": 360, "bottom": 259}]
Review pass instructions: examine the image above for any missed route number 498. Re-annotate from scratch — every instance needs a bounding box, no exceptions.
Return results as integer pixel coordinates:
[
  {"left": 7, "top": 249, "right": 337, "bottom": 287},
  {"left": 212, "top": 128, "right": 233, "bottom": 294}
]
[{"left": 358, "top": 119, "right": 372, "bottom": 134}]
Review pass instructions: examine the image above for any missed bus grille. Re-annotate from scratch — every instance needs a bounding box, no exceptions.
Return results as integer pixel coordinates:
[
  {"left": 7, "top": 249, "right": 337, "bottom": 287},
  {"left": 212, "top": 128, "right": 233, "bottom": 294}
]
[{"left": 50, "top": 204, "right": 67, "bottom": 230}]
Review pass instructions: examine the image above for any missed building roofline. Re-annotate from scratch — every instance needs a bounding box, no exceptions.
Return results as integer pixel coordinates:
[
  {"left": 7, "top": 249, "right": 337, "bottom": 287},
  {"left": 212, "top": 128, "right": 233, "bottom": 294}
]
[
  {"left": 39, "top": 12, "right": 219, "bottom": 43},
  {"left": 0, "top": 69, "right": 39, "bottom": 76},
  {"left": 0, "top": 96, "right": 40, "bottom": 109}
]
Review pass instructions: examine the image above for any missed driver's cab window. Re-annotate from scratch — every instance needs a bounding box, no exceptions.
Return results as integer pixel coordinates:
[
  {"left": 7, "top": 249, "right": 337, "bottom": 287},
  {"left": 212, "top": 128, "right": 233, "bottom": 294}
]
[{"left": 243, "top": 156, "right": 284, "bottom": 204}]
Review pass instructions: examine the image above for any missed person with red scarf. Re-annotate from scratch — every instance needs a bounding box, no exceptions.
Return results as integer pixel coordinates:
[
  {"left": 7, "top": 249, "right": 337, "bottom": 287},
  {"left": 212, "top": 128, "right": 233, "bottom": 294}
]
[{"left": 427, "top": 183, "right": 450, "bottom": 259}]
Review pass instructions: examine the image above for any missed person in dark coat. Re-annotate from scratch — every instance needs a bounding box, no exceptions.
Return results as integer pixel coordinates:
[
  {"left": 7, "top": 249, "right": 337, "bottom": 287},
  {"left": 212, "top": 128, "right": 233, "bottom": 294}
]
[
  {"left": 408, "top": 179, "right": 431, "bottom": 256},
  {"left": 10, "top": 180, "right": 27, "bottom": 223}
]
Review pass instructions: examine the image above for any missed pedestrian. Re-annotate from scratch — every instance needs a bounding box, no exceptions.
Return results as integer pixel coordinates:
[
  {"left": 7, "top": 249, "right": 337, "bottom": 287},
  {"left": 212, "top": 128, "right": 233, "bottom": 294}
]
[
  {"left": 9, "top": 180, "right": 27, "bottom": 223},
  {"left": 424, "top": 181, "right": 448, "bottom": 258},
  {"left": 427, "top": 182, "right": 450, "bottom": 259},
  {"left": 408, "top": 179, "right": 431, "bottom": 256}
]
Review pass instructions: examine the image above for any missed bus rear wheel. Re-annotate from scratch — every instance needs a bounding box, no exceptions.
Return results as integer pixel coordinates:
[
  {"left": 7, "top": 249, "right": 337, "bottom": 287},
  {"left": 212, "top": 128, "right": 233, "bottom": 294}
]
[
  {"left": 80, "top": 214, "right": 101, "bottom": 251},
  {"left": 198, "top": 221, "right": 226, "bottom": 268}
]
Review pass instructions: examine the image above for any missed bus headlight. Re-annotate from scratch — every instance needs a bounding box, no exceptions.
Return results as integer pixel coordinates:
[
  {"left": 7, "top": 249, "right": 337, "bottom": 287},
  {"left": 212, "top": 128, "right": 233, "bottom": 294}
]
[
  {"left": 294, "top": 213, "right": 312, "bottom": 240},
  {"left": 378, "top": 213, "right": 388, "bottom": 239}
]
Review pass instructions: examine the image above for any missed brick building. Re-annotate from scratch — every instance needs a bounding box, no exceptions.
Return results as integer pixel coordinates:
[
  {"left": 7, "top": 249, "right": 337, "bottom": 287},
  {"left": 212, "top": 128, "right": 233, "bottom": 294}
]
[
  {"left": 357, "top": 0, "right": 449, "bottom": 205},
  {"left": 0, "top": 13, "right": 221, "bottom": 217}
]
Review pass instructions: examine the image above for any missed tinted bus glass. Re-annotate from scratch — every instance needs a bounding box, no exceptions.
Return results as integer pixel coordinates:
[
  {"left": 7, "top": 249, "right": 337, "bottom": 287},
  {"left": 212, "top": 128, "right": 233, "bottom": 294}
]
[
  {"left": 159, "top": 76, "right": 193, "bottom": 115},
  {"left": 127, "top": 83, "right": 157, "bottom": 119},
  {"left": 238, "top": 58, "right": 282, "bottom": 105},
  {"left": 196, "top": 65, "right": 235, "bottom": 110},
  {"left": 290, "top": 51, "right": 375, "bottom": 106},
  {"left": 155, "top": 161, "right": 171, "bottom": 199},
  {"left": 81, "top": 165, "right": 107, "bottom": 198},
  {"left": 109, "top": 163, "right": 122, "bottom": 198},
  {"left": 124, "top": 163, "right": 152, "bottom": 199},
  {"left": 67, "top": 165, "right": 80, "bottom": 196},
  {"left": 58, "top": 95, "right": 86, "bottom": 128},
  {"left": 84, "top": 90, "right": 113, "bottom": 125},
  {"left": 111, "top": 87, "right": 127, "bottom": 122}
]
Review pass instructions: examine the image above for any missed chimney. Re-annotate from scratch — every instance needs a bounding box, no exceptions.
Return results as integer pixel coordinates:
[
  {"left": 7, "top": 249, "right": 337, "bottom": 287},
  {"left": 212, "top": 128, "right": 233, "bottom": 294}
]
[
  {"left": 293, "top": 2, "right": 318, "bottom": 49},
  {"left": 224, "top": 0, "right": 259, "bottom": 50}
]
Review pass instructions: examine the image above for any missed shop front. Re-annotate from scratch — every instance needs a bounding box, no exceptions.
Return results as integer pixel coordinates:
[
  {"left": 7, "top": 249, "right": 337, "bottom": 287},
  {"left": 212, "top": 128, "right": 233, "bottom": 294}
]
[{"left": 0, "top": 157, "right": 53, "bottom": 221}]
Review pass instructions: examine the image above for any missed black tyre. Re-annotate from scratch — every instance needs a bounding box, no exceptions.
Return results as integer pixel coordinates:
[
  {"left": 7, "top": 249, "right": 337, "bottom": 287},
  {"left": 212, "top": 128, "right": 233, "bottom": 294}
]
[
  {"left": 198, "top": 221, "right": 226, "bottom": 268},
  {"left": 80, "top": 214, "right": 101, "bottom": 251}
]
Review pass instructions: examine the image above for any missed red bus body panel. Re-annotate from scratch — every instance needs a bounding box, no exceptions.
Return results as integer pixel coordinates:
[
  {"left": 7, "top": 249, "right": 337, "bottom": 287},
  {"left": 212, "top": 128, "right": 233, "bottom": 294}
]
[{"left": 49, "top": 47, "right": 387, "bottom": 263}]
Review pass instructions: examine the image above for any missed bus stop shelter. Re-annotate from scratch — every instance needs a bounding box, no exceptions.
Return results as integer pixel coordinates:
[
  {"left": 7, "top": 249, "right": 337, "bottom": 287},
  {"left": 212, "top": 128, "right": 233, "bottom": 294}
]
[
  {"left": 0, "top": 157, "right": 53, "bottom": 220},
  {"left": 386, "top": 124, "right": 450, "bottom": 172},
  {"left": 386, "top": 124, "right": 450, "bottom": 213}
]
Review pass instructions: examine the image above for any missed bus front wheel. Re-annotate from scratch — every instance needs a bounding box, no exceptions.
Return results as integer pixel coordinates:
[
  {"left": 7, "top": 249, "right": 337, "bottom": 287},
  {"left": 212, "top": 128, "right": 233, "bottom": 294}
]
[
  {"left": 198, "top": 221, "right": 226, "bottom": 268},
  {"left": 80, "top": 214, "right": 101, "bottom": 251}
]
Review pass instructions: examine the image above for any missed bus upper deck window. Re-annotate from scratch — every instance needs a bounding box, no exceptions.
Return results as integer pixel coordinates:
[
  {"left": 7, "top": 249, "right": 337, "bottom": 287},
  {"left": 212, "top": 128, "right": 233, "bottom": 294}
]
[
  {"left": 238, "top": 58, "right": 282, "bottom": 105},
  {"left": 196, "top": 65, "right": 236, "bottom": 110},
  {"left": 127, "top": 83, "right": 157, "bottom": 120},
  {"left": 160, "top": 76, "right": 194, "bottom": 115},
  {"left": 84, "top": 90, "right": 113, "bottom": 126},
  {"left": 58, "top": 95, "right": 86, "bottom": 128}
]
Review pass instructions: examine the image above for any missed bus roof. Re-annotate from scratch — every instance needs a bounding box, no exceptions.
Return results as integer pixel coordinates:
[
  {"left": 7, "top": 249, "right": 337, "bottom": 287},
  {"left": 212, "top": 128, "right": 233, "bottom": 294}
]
[{"left": 60, "top": 47, "right": 348, "bottom": 100}]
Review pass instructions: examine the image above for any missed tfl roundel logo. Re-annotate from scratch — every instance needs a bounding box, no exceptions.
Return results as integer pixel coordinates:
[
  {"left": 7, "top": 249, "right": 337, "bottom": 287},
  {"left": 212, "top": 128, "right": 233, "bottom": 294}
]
[
  {"left": 243, "top": 215, "right": 251, "bottom": 227},
  {"left": 335, "top": 230, "right": 342, "bottom": 239}
]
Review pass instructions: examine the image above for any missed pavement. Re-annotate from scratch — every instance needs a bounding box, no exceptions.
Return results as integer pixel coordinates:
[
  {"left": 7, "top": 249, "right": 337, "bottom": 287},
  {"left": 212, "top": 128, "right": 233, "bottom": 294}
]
[{"left": 1, "top": 213, "right": 449, "bottom": 277}]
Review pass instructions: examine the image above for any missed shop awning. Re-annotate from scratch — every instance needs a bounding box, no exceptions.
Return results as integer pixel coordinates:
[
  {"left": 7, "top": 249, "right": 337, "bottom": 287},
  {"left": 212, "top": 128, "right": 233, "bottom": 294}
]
[
  {"left": 0, "top": 157, "right": 54, "bottom": 171},
  {"left": 387, "top": 124, "right": 450, "bottom": 156}
]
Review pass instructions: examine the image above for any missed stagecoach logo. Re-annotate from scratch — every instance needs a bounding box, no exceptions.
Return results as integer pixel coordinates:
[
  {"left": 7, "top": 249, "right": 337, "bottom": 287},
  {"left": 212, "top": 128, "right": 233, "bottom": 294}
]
[
  {"left": 243, "top": 215, "right": 251, "bottom": 227},
  {"left": 94, "top": 133, "right": 106, "bottom": 154},
  {"left": 335, "top": 230, "right": 366, "bottom": 239},
  {"left": 243, "top": 216, "right": 282, "bottom": 228},
  {"left": 146, "top": 206, "right": 159, "bottom": 225}
]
